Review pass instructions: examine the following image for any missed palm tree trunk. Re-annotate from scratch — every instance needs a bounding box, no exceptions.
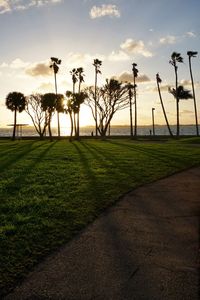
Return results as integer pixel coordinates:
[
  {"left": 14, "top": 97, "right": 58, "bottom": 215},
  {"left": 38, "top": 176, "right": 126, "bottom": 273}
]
[
  {"left": 77, "top": 81, "right": 81, "bottom": 139},
  {"left": 129, "top": 93, "right": 133, "bottom": 137},
  {"left": 189, "top": 57, "right": 199, "bottom": 136},
  {"left": 69, "top": 112, "right": 73, "bottom": 140},
  {"left": 73, "top": 112, "right": 77, "bottom": 136},
  {"left": 48, "top": 112, "right": 53, "bottom": 142},
  {"left": 133, "top": 76, "right": 137, "bottom": 137},
  {"left": 157, "top": 81, "right": 173, "bottom": 137},
  {"left": 94, "top": 71, "right": 98, "bottom": 136},
  {"left": 174, "top": 66, "right": 179, "bottom": 137},
  {"left": 12, "top": 108, "right": 17, "bottom": 140},
  {"left": 54, "top": 72, "right": 60, "bottom": 137}
]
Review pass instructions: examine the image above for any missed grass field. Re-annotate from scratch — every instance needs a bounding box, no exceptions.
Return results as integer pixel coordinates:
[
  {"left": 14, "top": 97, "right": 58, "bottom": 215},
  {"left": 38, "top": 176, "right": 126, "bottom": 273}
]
[{"left": 0, "top": 137, "right": 200, "bottom": 295}]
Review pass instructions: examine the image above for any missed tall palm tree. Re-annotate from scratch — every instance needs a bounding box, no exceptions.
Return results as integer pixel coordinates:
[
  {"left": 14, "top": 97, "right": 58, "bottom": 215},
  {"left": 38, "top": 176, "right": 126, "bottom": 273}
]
[
  {"left": 132, "top": 63, "right": 138, "bottom": 137},
  {"left": 156, "top": 73, "right": 173, "bottom": 137},
  {"left": 127, "top": 83, "right": 134, "bottom": 137},
  {"left": 70, "top": 68, "right": 78, "bottom": 136},
  {"left": 169, "top": 52, "right": 183, "bottom": 137},
  {"left": 187, "top": 51, "right": 199, "bottom": 136},
  {"left": 76, "top": 67, "right": 85, "bottom": 138},
  {"left": 5, "top": 91, "right": 26, "bottom": 140},
  {"left": 93, "top": 59, "right": 102, "bottom": 136},
  {"left": 50, "top": 57, "right": 61, "bottom": 137}
]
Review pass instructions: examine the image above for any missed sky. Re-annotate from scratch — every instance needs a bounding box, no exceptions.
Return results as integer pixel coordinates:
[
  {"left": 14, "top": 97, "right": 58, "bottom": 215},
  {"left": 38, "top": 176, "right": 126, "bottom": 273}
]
[{"left": 0, "top": 0, "right": 200, "bottom": 129}]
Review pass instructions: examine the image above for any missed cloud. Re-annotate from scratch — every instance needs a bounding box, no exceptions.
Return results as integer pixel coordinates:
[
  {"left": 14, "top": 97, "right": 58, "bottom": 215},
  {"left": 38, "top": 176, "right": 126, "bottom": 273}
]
[
  {"left": 186, "top": 31, "right": 196, "bottom": 38},
  {"left": 114, "top": 71, "right": 151, "bottom": 83},
  {"left": 66, "top": 52, "right": 105, "bottom": 67},
  {"left": 37, "top": 82, "right": 54, "bottom": 92},
  {"left": 152, "top": 84, "right": 170, "bottom": 92},
  {"left": 181, "top": 109, "right": 193, "bottom": 114},
  {"left": 0, "top": 58, "right": 29, "bottom": 69},
  {"left": 90, "top": 4, "right": 120, "bottom": 19},
  {"left": 120, "top": 39, "right": 153, "bottom": 57},
  {"left": 180, "top": 79, "right": 191, "bottom": 86},
  {"left": 0, "top": 0, "right": 62, "bottom": 14},
  {"left": 0, "top": 0, "right": 10, "bottom": 14},
  {"left": 26, "top": 61, "right": 52, "bottom": 77},
  {"left": 159, "top": 35, "right": 177, "bottom": 45},
  {"left": 108, "top": 51, "right": 130, "bottom": 62}
]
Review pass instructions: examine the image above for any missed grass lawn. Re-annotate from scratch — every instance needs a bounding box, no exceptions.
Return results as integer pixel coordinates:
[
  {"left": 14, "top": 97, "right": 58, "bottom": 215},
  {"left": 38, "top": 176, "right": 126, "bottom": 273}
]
[{"left": 0, "top": 137, "right": 200, "bottom": 295}]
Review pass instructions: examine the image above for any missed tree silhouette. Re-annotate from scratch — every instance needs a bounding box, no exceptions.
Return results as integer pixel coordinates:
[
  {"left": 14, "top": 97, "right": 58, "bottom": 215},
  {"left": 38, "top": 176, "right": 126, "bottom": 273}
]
[
  {"left": 127, "top": 83, "right": 134, "bottom": 137},
  {"left": 169, "top": 85, "right": 193, "bottom": 100},
  {"left": 70, "top": 68, "right": 78, "bottom": 136},
  {"left": 169, "top": 85, "right": 193, "bottom": 131},
  {"left": 26, "top": 93, "right": 48, "bottom": 139},
  {"left": 169, "top": 52, "right": 183, "bottom": 137},
  {"left": 41, "top": 93, "right": 57, "bottom": 141},
  {"left": 156, "top": 73, "right": 173, "bottom": 137},
  {"left": 85, "top": 79, "right": 129, "bottom": 137},
  {"left": 76, "top": 67, "right": 85, "bottom": 139},
  {"left": 50, "top": 57, "right": 61, "bottom": 137},
  {"left": 93, "top": 59, "right": 102, "bottom": 136},
  {"left": 132, "top": 63, "right": 138, "bottom": 137},
  {"left": 70, "top": 68, "right": 78, "bottom": 94},
  {"left": 65, "top": 91, "right": 74, "bottom": 140},
  {"left": 187, "top": 51, "right": 199, "bottom": 136},
  {"left": 5, "top": 91, "right": 26, "bottom": 140}
]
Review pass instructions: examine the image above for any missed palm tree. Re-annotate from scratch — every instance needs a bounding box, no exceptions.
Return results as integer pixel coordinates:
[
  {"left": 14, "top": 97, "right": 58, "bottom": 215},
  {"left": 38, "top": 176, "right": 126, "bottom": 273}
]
[
  {"left": 169, "top": 85, "right": 193, "bottom": 100},
  {"left": 70, "top": 68, "right": 78, "bottom": 136},
  {"left": 187, "top": 51, "right": 199, "bottom": 136},
  {"left": 132, "top": 63, "right": 138, "bottom": 137},
  {"left": 5, "top": 91, "right": 26, "bottom": 140},
  {"left": 127, "top": 83, "right": 134, "bottom": 137},
  {"left": 169, "top": 52, "right": 183, "bottom": 137},
  {"left": 169, "top": 85, "right": 193, "bottom": 132},
  {"left": 70, "top": 68, "right": 78, "bottom": 94},
  {"left": 93, "top": 59, "right": 102, "bottom": 136},
  {"left": 76, "top": 67, "right": 85, "bottom": 138},
  {"left": 50, "top": 57, "right": 61, "bottom": 137},
  {"left": 156, "top": 73, "right": 173, "bottom": 137},
  {"left": 41, "top": 93, "right": 57, "bottom": 141}
]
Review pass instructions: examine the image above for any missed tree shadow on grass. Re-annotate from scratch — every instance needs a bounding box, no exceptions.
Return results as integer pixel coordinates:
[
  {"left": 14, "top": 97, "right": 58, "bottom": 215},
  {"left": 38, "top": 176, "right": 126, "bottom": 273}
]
[
  {"left": 0, "top": 141, "right": 47, "bottom": 173},
  {"left": 105, "top": 140, "right": 194, "bottom": 168},
  {"left": 0, "top": 141, "right": 58, "bottom": 196},
  {"left": 70, "top": 142, "right": 99, "bottom": 196}
]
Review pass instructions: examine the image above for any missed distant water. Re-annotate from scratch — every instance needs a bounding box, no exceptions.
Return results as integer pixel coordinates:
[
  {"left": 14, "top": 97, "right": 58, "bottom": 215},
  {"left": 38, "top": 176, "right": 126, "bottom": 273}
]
[{"left": 0, "top": 125, "right": 199, "bottom": 137}]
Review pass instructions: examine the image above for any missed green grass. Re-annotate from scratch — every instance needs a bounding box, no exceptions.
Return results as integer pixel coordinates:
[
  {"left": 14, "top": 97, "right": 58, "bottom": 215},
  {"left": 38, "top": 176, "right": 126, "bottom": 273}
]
[{"left": 0, "top": 137, "right": 200, "bottom": 295}]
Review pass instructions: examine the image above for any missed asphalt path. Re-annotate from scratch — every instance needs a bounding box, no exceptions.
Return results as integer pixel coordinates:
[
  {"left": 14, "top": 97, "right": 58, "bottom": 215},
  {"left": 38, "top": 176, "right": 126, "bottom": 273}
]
[{"left": 5, "top": 167, "right": 200, "bottom": 300}]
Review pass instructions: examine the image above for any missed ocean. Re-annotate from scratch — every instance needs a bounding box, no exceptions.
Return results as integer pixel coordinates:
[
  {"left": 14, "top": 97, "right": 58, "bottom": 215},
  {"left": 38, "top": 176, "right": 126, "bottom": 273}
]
[{"left": 0, "top": 125, "right": 199, "bottom": 137}]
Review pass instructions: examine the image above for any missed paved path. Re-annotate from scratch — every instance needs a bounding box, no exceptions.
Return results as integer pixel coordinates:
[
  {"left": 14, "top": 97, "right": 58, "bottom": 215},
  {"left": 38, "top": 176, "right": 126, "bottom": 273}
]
[{"left": 5, "top": 167, "right": 200, "bottom": 300}]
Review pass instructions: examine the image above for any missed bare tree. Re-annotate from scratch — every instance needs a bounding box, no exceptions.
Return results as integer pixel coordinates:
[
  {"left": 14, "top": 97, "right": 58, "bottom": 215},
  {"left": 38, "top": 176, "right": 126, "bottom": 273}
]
[
  {"left": 26, "top": 94, "right": 49, "bottom": 139},
  {"left": 85, "top": 79, "right": 129, "bottom": 137}
]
